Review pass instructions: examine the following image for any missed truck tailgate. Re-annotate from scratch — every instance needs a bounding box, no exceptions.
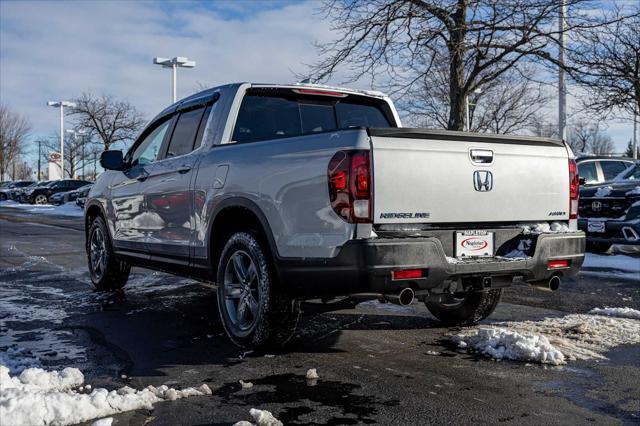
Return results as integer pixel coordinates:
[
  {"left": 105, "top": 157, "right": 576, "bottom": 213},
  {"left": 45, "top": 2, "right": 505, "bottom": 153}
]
[{"left": 370, "top": 129, "right": 570, "bottom": 224}]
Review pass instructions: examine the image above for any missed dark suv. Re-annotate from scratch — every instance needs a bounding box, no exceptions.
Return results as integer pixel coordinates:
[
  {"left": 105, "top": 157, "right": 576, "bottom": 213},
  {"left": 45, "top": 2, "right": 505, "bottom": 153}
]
[
  {"left": 25, "top": 179, "right": 91, "bottom": 204},
  {"left": 576, "top": 156, "right": 634, "bottom": 185},
  {"left": 578, "top": 162, "right": 640, "bottom": 252}
]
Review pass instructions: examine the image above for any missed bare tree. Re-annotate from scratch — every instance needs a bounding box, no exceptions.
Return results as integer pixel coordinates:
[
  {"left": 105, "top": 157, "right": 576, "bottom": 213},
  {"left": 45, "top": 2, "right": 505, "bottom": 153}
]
[
  {"left": 67, "top": 93, "right": 145, "bottom": 151},
  {"left": 405, "top": 65, "right": 551, "bottom": 134},
  {"left": 530, "top": 118, "right": 559, "bottom": 139},
  {"left": 310, "top": 0, "right": 633, "bottom": 131},
  {"left": 11, "top": 159, "right": 33, "bottom": 181},
  {"left": 568, "top": 6, "right": 639, "bottom": 118},
  {"left": 0, "top": 105, "right": 31, "bottom": 182},
  {"left": 567, "top": 119, "right": 613, "bottom": 155},
  {"left": 41, "top": 130, "right": 96, "bottom": 179}
]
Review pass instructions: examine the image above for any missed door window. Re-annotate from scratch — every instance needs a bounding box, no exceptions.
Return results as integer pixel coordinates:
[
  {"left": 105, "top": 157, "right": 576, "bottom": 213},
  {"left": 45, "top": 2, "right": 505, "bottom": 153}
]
[
  {"left": 131, "top": 120, "right": 171, "bottom": 166},
  {"left": 578, "top": 162, "right": 598, "bottom": 184},
  {"left": 165, "top": 107, "right": 206, "bottom": 158},
  {"left": 600, "top": 161, "right": 630, "bottom": 181}
]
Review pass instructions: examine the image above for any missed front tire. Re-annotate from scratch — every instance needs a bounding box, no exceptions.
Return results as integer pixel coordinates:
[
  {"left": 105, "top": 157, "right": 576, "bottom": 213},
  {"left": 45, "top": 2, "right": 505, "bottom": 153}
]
[
  {"left": 425, "top": 289, "right": 503, "bottom": 326},
  {"left": 216, "top": 232, "right": 300, "bottom": 349},
  {"left": 87, "top": 216, "right": 130, "bottom": 291}
]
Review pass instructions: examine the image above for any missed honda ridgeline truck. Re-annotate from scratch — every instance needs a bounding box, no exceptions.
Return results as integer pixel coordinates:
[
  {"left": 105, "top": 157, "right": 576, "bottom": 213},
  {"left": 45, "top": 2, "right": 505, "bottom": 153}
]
[{"left": 86, "top": 83, "right": 585, "bottom": 348}]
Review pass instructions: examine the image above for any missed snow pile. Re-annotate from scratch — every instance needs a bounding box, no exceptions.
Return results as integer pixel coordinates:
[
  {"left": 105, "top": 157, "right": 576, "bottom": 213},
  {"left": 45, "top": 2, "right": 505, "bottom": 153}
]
[
  {"left": 589, "top": 307, "right": 640, "bottom": 319},
  {"left": 305, "top": 368, "right": 319, "bottom": 380},
  {"left": 0, "top": 365, "right": 212, "bottom": 426},
  {"left": 521, "top": 222, "right": 570, "bottom": 234},
  {"left": 234, "top": 408, "right": 283, "bottom": 426},
  {"left": 595, "top": 186, "right": 613, "bottom": 197},
  {"left": 0, "top": 200, "right": 83, "bottom": 217},
  {"left": 452, "top": 327, "right": 565, "bottom": 365},
  {"left": 452, "top": 310, "right": 640, "bottom": 365}
]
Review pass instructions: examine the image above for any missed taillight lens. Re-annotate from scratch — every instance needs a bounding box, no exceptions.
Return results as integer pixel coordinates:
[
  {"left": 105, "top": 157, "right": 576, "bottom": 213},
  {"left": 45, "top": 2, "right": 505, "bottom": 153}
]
[
  {"left": 569, "top": 159, "right": 579, "bottom": 219},
  {"left": 328, "top": 150, "right": 371, "bottom": 223}
]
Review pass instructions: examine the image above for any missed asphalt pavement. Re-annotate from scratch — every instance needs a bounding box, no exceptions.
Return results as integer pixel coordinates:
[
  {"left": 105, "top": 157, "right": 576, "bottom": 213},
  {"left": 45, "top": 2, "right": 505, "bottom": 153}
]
[{"left": 1, "top": 207, "right": 639, "bottom": 425}]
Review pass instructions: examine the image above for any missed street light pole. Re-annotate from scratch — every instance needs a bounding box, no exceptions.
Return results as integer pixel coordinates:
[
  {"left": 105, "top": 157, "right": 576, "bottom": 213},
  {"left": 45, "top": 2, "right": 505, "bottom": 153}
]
[
  {"left": 634, "top": 105, "right": 638, "bottom": 160},
  {"left": 464, "top": 88, "right": 482, "bottom": 132},
  {"left": 37, "top": 140, "right": 41, "bottom": 180},
  {"left": 153, "top": 56, "right": 196, "bottom": 103},
  {"left": 558, "top": 0, "right": 567, "bottom": 142},
  {"left": 47, "top": 100, "right": 76, "bottom": 179}
]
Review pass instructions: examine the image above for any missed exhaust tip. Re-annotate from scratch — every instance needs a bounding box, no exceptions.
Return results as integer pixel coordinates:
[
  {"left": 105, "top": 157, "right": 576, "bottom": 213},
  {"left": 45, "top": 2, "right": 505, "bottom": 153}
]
[
  {"left": 398, "top": 288, "right": 415, "bottom": 306},
  {"left": 548, "top": 275, "right": 561, "bottom": 291}
]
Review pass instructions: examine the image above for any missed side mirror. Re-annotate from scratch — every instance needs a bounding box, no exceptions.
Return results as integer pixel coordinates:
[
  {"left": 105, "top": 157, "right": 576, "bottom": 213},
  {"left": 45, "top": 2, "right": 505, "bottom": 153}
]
[
  {"left": 579, "top": 177, "right": 586, "bottom": 185},
  {"left": 100, "top": 150, "right": 124, "bottom": 171}
]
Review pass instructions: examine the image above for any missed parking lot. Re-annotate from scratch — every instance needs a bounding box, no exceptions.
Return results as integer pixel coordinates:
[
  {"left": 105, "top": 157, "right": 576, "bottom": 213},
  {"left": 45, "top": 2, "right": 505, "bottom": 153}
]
[{"left": 1, "top": 204, "right": 638, "bottom": 425}]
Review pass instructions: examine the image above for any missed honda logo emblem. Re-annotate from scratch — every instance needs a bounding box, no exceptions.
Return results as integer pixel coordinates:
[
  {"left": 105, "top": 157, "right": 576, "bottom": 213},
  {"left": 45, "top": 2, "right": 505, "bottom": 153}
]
[
  {"left": 473, "top": 170, "right": 493, "bottom": 192},
  {"left": 592, "top": 201, "right": 602, "bottom": 212}
]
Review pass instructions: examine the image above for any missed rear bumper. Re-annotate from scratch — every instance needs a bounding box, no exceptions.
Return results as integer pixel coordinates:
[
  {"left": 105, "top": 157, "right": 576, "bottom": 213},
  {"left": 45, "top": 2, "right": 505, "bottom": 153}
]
[
  {"left": 578, "top": 218, "right": 640, "bottom": 245},
  {"left": 277, "top": 232, "right": 585, "bottom": 298}
]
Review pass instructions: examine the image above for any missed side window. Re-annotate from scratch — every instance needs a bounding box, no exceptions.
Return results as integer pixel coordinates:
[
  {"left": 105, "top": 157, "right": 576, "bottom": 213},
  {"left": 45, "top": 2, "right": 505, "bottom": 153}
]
[
  {"left": 131, "top": 119, "right": 171, "bottom": 166},
  {"left": 232, "top": 95, "right": 301, "bottom": 143},
  {"left": 600, "top": 161, "right": 630, "bottom": 181},
  {"left": 193, "top": 105, "right": 213, "bottom": 150},
  {"left": 578, "top": 162, "right": 598, "bottom": 184},
  {"left": 165, "top": 107, "right": 205, "bottom": 158}
]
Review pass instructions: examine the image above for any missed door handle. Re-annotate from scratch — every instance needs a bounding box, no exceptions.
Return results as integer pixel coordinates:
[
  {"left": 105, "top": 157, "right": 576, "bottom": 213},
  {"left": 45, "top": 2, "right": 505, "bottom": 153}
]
[{"left": 177, "top": 165, "right": 191, "bottom": 174}]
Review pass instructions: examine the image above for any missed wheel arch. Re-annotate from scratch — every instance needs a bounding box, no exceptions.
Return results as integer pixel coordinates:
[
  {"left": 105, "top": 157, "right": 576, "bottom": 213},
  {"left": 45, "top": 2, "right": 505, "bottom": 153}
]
[{"left": 208, "top": 197, "right": 280, "bottom": 279}]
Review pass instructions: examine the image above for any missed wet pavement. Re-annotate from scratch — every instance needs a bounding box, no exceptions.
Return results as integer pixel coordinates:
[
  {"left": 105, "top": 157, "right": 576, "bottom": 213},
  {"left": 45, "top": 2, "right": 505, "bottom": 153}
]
[{"left": 1, "top": 208, "right": 639, "bottom": 425}]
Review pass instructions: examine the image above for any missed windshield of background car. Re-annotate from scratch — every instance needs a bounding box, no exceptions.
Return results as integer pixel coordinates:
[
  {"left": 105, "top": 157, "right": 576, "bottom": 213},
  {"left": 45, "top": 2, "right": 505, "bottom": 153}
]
[{"left": 232, "top": 90, "right": 393, "bottom": 143}]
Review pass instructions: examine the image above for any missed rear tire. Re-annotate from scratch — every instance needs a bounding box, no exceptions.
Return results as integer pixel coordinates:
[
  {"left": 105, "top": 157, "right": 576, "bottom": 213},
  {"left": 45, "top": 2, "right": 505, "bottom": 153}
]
[
  {"left": 87, "top": 216, "right": 130, "bottom": 291},
  {"left": 586, "top": 242, "right": 611, "bottom": 253},
  {"left": 216, "top": 232, "right": 300, "bottom": 349},
  {"left": 34, "top": 194, "right": 48, "bottom": 204},
  {"left": 425, "top": 289, "right": 503, "bottom": 326}
]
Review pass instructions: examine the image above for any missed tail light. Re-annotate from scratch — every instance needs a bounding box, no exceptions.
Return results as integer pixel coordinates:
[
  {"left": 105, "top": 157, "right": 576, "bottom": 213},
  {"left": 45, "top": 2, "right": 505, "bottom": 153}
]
[
  {"left": 328, "top": 150, "right": 371, "bottom": 223},
  {"left": 569, "top": 159, "right": 579, "bottom": 219},
  {"left": 548, "top": 259, "right": 570, "bottom": 269}
]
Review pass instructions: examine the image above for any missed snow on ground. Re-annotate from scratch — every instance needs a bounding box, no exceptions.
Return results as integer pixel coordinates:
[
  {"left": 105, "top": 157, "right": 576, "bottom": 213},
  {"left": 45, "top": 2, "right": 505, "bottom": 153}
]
[
  {"left": 452, "top": 310, "right": 640, "bottom": 365},
  {"left": 234, "top": 408, "right": 283, "bottom": 426},
  {"left": 0, "top": 364, "right": 212, "bottom": 426},
  {"left": 583, "top": 253, "right": 640, "bottom": 272},
  {"left": 0, "top": 200, "right": 83, "bottom": 217},
  {"left": 589, "top": 307, "right": 640, "bottom": 319}
]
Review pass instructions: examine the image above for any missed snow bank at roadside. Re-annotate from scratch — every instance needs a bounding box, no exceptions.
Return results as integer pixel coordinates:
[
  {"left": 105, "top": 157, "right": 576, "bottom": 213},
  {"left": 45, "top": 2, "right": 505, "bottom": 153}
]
[
  {"left": 0, "top": 200, "right": 83, "bottom": 217},
  {"left": 0, "top": 365, "right": 211, "bottom": 426},
  {"left": 451, "top": 309, "right": 640, "bottom": 365},
  {"left": 234, "top": 408, "right": 283, "bottom": 426},
  {"left": 589, "top": 307, "right": 640, "bottom": 319}
]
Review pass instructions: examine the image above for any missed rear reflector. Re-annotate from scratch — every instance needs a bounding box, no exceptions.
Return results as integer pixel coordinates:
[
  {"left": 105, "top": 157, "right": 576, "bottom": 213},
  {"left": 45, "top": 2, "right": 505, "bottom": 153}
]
[
  {"left": 547, "top": 259, "right": 570, "bottom": 269},
  {"left": 392, "top": 269, "right": 423, "bottom": 280}
]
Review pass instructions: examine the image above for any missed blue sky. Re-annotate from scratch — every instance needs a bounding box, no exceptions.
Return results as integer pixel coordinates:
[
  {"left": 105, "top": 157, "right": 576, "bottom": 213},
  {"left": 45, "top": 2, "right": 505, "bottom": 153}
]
[{"left": 0, "top": 0, "right": 635, "bottom": 166}]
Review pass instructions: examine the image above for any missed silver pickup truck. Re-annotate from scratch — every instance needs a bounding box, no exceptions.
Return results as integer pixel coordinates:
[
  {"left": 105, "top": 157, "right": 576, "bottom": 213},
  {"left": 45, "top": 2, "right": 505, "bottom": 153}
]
[{"left": 86, "top": 83, "right": 585, "bottom": 348}]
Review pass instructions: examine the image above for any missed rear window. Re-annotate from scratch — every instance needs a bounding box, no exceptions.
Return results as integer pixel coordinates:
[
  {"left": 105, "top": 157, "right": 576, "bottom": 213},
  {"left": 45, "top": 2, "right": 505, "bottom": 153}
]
[
  {"left": 232, "top": 91, "right": 392, "bottom": 143},
  {"left": 600, "top": 161, "right": 630, "bottom": 181},
  {"left": 578, "top": 161, "right": 598, "bottom": 184}
]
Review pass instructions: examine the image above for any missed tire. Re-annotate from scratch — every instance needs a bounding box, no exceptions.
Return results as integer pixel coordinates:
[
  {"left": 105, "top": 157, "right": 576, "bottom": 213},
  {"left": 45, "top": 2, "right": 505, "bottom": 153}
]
[
  {"left": 0, "top": 193, "right": 6, "bottom": 201},
  {"left": 425, "top": 289, "right": 503, "bottom": 326},
  {"left": 34, "top": 194, "right": 48, "bottom": 204},
  {"left": 87, "top": 216, "right": 130, "bottom": 291},
  {"left": 216, "top": 232, "right": 300, "bottom": 349},
  {"left": 586, "top": 242, "right": 612, "bottom": 253}
]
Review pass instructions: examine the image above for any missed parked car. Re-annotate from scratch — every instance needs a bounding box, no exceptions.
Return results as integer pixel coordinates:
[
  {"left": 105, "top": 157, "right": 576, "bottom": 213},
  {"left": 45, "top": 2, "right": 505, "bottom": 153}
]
[
  {"left": 0, "top": 181, "right": 34, "bottom": 201},
  {"left": 578, "top": 162, "right": 640, "bottom": 252},
  {"left": 75, "top": 184, "right": 93, "bottom": 208},
  {"left": 85, "top": 83, "right": 585, "bottom": 349},
  {"left": 15, "top": 181, "right": 52, "bottom": 203},
  {"left": 576, "top": 156, "right": 634, "bottom": 186},
  {"left": 24, "top": 179, "right": 91, "bottom": 204}
]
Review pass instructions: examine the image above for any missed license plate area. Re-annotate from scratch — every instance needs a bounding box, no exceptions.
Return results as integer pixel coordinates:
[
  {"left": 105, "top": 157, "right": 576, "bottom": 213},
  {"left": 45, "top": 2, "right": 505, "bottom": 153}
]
[
  {"left": 455, "top": 231, "right": 494, "bottom": 257},
  {"left": 587, "top": 220, "right": 606, "bottom": 233}
]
